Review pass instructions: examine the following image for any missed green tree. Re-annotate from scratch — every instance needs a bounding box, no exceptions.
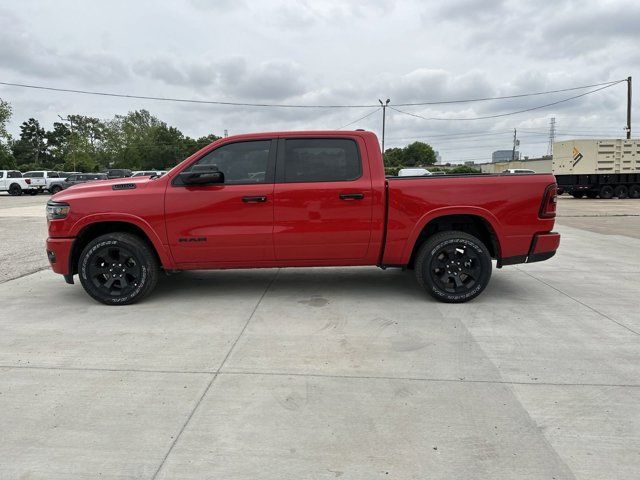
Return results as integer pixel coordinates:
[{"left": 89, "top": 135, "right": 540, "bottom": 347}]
[
  {"left": 402, "top": 141, "right": 436, "bottom": 167},
  {"left": 12, "top": 118, "right": 48, "bottom": 167},
  {"left": 448, "top": 165, "right": 481, "bottom": 174},
  {"left": 0, "top": 98, "right": 16, "bottom": 169},
  {"left": 383, "top": 147, "right": 404, "bottom": 167}
]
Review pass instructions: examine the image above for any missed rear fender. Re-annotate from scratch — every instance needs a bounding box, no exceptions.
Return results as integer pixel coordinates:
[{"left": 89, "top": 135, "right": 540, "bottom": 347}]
[{"left": 401, "top": 206, "right": 503, "bottom": 264}]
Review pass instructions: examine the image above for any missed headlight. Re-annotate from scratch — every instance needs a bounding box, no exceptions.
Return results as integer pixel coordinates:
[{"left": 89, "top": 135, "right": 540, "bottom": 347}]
[{"left": 46, "top": 201, "right": 70, "bottom": 220}]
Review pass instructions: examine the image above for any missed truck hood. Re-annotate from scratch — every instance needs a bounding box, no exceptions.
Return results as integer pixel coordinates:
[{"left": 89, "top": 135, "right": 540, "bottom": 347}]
[{"left": 51, "top": 177, "right": 157, "bottom": 202}]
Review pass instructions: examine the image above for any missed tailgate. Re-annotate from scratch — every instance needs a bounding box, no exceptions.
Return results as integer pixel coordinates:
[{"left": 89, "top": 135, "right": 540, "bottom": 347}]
[{"left": 26, "top": 178, "right": 46, "bottom": 186}]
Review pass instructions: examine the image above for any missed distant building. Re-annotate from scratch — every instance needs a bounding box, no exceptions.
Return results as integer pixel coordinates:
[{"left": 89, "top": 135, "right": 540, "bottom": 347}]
[
  {"left": 478, "top": 156, "right": 552, "bottom": 174},
  {"left": 492, "top": 150, "right": 519, "bottom": 162}
]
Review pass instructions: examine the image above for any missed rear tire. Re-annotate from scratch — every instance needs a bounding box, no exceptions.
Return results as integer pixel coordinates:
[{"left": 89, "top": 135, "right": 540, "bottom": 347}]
[
  {"left": 599, "top": 185, "right": 614, "bottom": 199},
  {"left": 78, "top": 232, "right": 159, "bottom": 305},
  {"left": 614, "top": 185, "right": 629, "bottom": 199},
  {"left": 630, "top": 185, "right": 640, "bottom": 199},
  {"left": 415, "top": 231, "right": 492, "bottom": 303},
  {"left": 8, "top": 183, "right": 22, "bottom": 196},
  {"left": 29, "top": 189, "right": 38, "bottom": 195}
]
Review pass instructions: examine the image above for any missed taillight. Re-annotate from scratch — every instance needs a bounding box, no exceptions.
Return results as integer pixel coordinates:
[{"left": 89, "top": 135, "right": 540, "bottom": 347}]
[
  {"left": 25, "top": 178, "right": 31, "bottom": 185},
  {"left": 539, "top": 184, "right": 557, "bottom": 219}
]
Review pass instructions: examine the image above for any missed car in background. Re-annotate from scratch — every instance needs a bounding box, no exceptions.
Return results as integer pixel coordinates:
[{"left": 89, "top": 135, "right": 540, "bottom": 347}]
[
  {"left": 22, "top": 170, "right": 66, "bottom": 194},
  {"left": 503, "top": 169, "right": 536, "bottom": 174},
  {"left": 61, "top": 173, "right": 108, "bottom": 190},
  {"left": 0, "top": 170, "right": 35, "bottom": 196},
  {"left": 131, "top": 170, "right": 166, "bottom": 177},
  {"left": 104, "top": 169, "right": 133, "bottom": 179},
  {"left": 57, "top": 172, "right": 80, "bottom": 180},
  {"left": 397, "top": 168, "right": 432, "bottom": 177}
]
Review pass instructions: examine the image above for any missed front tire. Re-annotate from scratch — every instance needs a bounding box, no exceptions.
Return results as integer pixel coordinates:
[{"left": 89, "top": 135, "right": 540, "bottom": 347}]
[
  {"left": 415, "top": 231, "right": 492, "bottom": 303},
  {"left": 49, "top": 185, "right": 62, "bottom": 194},
  {"left": 78, "top": 232, "right": 159, "bottom": 305}
]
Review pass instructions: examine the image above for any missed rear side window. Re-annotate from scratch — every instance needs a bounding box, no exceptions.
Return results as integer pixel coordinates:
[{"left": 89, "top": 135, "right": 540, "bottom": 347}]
[
  {"left": 67, "top": 175, "right": 77, "bottom": 181},
  {"left": 187, "top": 140, "right": 271, "bottom": 184},
  {"left": 282, "top": 138, "right": 361, "bottom": 183},
  {"left": 24, "top": 172, "right": 44, "bottom": 178}
]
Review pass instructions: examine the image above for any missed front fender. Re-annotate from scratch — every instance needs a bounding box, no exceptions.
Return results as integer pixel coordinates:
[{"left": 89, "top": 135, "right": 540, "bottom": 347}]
[{"left": 70, "top": 213, "right": 175, "bottom": 269}]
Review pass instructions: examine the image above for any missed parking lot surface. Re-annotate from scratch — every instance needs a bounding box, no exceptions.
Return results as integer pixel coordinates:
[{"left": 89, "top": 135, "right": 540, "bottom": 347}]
[{"left": 0, "top": 193, "right": 639, "bottom": 479}]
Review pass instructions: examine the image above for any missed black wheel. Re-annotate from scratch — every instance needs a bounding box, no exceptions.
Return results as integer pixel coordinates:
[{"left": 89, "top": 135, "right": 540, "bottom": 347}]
[
  {"left": 571, "top": 192, "right": 585, "bottom": 199},
  {"left": 630, "top": 185, "right": 640, "bottom": 199},
  {"left": 415, "top": 231, "right": 492, "bottom": 303},
  {"left": 8, "top": 183, "right": 22, "bottom": 196},
  {"left": 585, "top": 191, "right": 598, "bottom": 199},
  {"left": 49, "top": 185, "right": 62, "bottom": 194},
  {"left": 78, "top": 232, "right": 159, "bottom": 305},
  {"left": 614, "top": 185, "right": 628, "bottom": 199},
  {"left": 599, "top": 185, "right": 614, "bottom": 199}
]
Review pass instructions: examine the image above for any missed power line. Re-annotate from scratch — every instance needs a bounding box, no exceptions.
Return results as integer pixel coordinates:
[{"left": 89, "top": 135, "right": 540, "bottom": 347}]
[
  {"left": 0, "top": 78, "right": 626, "bottom": 109},
  {"left": 393, "top": 80, "right": 625, "bottom": 106},
  {"left": 388, "top": 80, "right": 626, "bottom": 121},
  {"left": 336, "top": 108, "right": 381, "bottom": 129},
  {"left": 0, "top": 81, "right": 377, "bottom": 109}
]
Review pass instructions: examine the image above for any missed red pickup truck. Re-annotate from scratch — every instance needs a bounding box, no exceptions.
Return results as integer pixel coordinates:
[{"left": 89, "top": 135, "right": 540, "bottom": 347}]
[{"left": 46, "top": 130, "right": 559, "bottom": 305}]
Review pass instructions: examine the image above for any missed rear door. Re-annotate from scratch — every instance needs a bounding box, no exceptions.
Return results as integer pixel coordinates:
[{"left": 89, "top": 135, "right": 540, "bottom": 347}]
[
  {"left": 165, "top": 139, "right": 277, "bottom": 264},
  {"left": 273, "top": 137, "right": 373, "bottom": 261}
]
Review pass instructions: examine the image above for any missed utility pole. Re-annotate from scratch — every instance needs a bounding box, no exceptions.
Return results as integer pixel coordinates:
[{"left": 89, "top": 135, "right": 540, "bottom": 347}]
[
  {"left": 547, "top": 117, "right": 556, "bottom": 156},
  {"left": 511, "top": 128, "right": 518, "bottom": 161},
  {"left": 626, "top": 76, "right": 632, "bottom": 139},
  {"left": 378, "top": 98, "right": 390, "bottom": 154}
]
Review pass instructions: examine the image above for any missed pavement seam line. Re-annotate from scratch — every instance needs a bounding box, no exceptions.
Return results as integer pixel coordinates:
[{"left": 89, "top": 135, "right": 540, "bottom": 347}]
[
  {"left": 149, "top": 268, "right": 279, "bottom": 480},
  {"left": 0, "top": 266, "right": 49, "bottom": 284},
  {"left": 2, "top": 364, "right": 639, "bottom": 388},
  {"left": 515, "top": 266, "right": 640, "bottom": 336}
]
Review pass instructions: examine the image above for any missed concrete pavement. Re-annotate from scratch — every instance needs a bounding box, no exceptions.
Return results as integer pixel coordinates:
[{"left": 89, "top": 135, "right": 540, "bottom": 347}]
[{"left": 0, "top": 218, "right": 639, "bottom": 479}]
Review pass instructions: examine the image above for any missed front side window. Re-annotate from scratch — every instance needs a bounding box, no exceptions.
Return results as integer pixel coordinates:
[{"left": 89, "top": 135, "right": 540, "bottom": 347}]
[
  {"left": 186, "top": 140, "right": 271, "bottom": 184},
  {"left": 48, "top": 171, "right": 59, "bottom": 178},
  {"left": 9, "top": 171, "right": 23, "bottom": 178},
  {"left": 283, "top": 138, "right": 361, "bottom": 183}
]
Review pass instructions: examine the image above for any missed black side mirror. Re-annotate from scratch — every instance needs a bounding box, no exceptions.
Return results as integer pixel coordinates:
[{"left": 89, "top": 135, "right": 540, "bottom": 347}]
[{"left": 179, "top": 165, "right": 225, "bottom": 185}]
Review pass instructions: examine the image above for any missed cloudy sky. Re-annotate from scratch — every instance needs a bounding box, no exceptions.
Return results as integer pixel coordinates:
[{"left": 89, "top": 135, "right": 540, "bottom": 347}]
[{"left": 0, "top": 0, "right": 637, "bottom": 163}]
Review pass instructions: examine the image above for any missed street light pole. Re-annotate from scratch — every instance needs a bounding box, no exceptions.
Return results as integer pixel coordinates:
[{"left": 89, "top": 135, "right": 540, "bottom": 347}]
[{"left": 378, "top": 98, "right": 390, "bottom": 154}]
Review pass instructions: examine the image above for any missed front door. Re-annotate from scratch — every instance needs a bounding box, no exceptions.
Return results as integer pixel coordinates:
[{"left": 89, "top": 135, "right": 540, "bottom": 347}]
[
  {"left": 273, "top": 137, "right": 373, "bottom": 261},
  {"left": 165, "top": 139, "right": 276, "bottom": 265}
]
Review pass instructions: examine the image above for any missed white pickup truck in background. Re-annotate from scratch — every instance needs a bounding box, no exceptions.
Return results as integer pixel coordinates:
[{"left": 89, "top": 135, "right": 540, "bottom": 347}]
[
  {"left": 0, "top": 170, "right": 35, "bottom": 196},
  {"left": 22, "top": 171, "right": 66, "bottom": 194}
]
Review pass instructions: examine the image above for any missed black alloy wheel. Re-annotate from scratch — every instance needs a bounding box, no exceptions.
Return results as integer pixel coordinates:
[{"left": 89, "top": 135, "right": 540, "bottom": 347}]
[
  {"left": 79, "top": 232, "right": 159, "bottom": 305},
  {"left": 415, "top": 230, "right": 492, "bottom": 303},
  {"left": 8, "top": 184, "right": 22, "bottom": 196}
]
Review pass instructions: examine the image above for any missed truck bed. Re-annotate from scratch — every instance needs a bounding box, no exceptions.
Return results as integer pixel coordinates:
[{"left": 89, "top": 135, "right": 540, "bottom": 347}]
[{"left": 382, "top": 173, "right": 557, "bottom": 265}]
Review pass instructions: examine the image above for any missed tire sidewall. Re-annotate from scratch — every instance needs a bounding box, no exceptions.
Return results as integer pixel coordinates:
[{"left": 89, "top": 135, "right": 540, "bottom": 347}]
[
  {"left": 79, "top": 236, "right": 151, "bottom": 305},
  {"left": 418, "top": 233, "right": 492, "bottom": 303},
  {"left": 9, "top": 184, "right": 22, "bottom": 196}
]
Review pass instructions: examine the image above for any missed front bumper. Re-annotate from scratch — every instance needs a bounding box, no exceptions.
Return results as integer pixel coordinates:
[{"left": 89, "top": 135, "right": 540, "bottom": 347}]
[{"left": 46, "top": 237, "right": 74, "bottom": 276}]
